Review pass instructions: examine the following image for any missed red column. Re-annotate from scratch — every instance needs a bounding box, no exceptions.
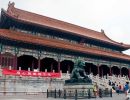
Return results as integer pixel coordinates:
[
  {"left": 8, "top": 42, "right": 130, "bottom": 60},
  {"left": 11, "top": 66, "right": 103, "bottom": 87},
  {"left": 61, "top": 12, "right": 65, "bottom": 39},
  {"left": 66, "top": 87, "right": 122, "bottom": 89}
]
[
  {"left": 6, "top": 56, "right": 9, "bottom": 68},
  {"left": 51, "top": 63, "right": 53, "bottom": 72},
  {"left": 109, "top": 67, "right": 112, "bottom": 76},
  {"left": 101, "top": 67, "right": 103, "bottom": 77},
  {"left": 120, "top": 68, "right": 122, "bottom": 77},
  {"left": 129, "top": 68, "right": 130, "bottom": 79},
  {"left": 58, "top": 60, "right": 60, "bottom": 72},
  {"left": 32, "top": 60, "right": 34, "bottom": 71},
  {"left": 15, "top": 55, "right": 17, "bottom": 70},
  {"left": 0, "top": 52, "right": 2, "bottom": 67},
  {"left": 97, "top": 65, "right": 100, "bottom": 76},
  {"left": 13, "top": 54, "right": 17, "bottom": 70},
  {"left": 38, "top": 57, "right": 41, "bottom": 71},
  {"left": 5, "top": 57, "right": 7, "bottom": 68},
  {"left": 68, "top": 65, "right": 70, "bottom": 73},
  {"left": 89, "top": 66, "right": 91, "bottom": 74}
]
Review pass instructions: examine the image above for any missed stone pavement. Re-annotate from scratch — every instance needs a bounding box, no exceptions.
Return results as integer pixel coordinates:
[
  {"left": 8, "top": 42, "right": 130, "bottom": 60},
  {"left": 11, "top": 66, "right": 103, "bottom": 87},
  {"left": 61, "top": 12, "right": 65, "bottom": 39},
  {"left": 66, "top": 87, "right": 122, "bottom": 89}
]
[{"left": 0, "top": 93, "right": 127, "bottom": 100}]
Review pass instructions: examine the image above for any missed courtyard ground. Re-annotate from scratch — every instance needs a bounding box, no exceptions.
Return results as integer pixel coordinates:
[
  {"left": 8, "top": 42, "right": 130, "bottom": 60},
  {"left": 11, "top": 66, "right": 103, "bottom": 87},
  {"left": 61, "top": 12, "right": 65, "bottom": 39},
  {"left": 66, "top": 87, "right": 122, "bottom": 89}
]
[{"left": 0, "top": 93, "right": 127, "bottom": 100}]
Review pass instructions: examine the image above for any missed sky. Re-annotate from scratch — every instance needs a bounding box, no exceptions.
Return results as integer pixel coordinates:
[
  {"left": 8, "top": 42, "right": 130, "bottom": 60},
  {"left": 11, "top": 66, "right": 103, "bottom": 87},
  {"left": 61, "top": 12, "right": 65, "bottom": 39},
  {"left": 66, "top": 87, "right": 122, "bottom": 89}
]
[{"left": 0, "top": 0, "right": 130, "bottom": 55}]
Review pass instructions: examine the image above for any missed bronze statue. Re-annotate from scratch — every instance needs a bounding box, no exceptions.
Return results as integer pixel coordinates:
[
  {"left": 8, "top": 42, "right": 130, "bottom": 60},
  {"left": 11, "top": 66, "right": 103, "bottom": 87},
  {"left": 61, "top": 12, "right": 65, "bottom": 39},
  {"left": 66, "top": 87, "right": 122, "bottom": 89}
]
[{"left": 65, "top": 59, "right": 92, "bottom": 84}]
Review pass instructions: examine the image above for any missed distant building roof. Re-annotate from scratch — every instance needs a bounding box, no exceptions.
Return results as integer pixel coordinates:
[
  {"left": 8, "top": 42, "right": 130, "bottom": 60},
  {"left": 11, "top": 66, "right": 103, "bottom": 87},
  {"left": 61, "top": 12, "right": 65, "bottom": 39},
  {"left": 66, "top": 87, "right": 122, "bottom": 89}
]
[{"left": 2, "top": 2, "right": 130, "bottom": 50}]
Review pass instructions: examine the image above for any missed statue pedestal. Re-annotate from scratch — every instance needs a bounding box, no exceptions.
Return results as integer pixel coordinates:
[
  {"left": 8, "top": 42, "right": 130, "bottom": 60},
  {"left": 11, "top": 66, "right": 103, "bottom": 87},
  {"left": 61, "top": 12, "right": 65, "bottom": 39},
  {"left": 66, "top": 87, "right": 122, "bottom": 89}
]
[{"left": 64, "top": 84, "right": 94, "bottom": 93}]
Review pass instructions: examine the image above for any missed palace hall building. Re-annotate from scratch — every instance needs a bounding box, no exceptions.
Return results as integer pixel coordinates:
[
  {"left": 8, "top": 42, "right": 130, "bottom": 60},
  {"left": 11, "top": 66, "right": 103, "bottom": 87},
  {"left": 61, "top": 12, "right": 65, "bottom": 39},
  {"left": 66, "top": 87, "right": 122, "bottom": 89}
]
[{"left": 0, "top": 2, "right": 130, "bottom": 77}]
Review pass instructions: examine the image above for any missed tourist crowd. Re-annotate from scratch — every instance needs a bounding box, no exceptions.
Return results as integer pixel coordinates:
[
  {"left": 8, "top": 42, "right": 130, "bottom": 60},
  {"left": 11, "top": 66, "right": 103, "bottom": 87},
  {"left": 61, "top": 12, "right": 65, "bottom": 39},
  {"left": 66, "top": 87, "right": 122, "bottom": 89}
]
[{"left": 108, "top": 80, "right": 130, "bottom": 97}]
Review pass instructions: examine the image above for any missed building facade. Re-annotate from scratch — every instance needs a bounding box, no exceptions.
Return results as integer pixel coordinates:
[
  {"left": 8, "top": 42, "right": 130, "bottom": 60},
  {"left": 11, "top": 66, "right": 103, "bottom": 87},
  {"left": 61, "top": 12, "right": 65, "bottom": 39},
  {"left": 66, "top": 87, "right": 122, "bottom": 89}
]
[{"left": 0, "top": 2, "right": 130, "bottom": 77}]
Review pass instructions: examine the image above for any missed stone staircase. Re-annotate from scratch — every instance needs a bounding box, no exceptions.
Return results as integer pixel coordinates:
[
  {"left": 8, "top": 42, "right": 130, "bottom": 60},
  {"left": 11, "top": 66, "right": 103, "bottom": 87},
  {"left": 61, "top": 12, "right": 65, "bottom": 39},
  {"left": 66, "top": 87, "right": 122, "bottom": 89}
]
[{"left": 0, "top": 68, "right": 129, "bottom": 94}]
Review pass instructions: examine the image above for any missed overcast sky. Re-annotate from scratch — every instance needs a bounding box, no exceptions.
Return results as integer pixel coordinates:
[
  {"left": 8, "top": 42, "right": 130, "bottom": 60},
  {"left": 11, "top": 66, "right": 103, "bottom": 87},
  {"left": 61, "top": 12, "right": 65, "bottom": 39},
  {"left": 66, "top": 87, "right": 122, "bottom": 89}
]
[{"left": 0, "top": 0, "right": 130, "bottom": 55}]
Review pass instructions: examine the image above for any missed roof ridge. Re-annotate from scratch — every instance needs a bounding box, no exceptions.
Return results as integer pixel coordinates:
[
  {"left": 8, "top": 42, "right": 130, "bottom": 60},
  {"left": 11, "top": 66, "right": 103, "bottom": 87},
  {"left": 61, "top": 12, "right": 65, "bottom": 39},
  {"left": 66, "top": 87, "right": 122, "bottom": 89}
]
[{"left": 15, "top": 7, "right": 102, "bottom": 35}]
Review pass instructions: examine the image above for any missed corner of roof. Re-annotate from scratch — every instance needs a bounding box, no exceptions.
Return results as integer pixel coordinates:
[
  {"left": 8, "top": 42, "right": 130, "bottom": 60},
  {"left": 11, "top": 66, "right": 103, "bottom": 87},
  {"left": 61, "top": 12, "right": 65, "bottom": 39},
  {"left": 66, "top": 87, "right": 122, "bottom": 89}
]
[
  {"left": 8, "top": 1, "right": 15, "bottom": 8},
  {"left": 101, "top": 29, "right": 130, "bottom": 49},
  {"left": 7, "top": 1, "right": 15, "bottom": 13},
  {"left": 121, "top": 43, "right": 130, "bottom": 49},
  {"left": 100, "top": 29, "right": 105, "bottom": 34}
]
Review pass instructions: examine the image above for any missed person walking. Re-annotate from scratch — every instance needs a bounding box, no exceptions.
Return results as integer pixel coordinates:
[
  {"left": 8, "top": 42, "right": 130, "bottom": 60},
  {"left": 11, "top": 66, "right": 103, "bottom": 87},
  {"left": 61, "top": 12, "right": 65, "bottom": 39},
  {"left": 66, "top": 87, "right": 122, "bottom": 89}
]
[
  {"left": 93, "top": 82, "right": 98, "bottom": 97},
  {"left": 124, "top": 81, "right": 129, "bottom": 96}
]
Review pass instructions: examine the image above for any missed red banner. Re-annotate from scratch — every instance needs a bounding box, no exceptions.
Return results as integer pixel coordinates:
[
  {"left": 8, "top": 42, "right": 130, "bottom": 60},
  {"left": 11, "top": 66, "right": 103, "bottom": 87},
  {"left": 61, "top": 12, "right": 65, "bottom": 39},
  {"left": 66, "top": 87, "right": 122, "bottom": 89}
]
[{"left": 2, "top": 69, "right": 61, "bottom": 78}]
